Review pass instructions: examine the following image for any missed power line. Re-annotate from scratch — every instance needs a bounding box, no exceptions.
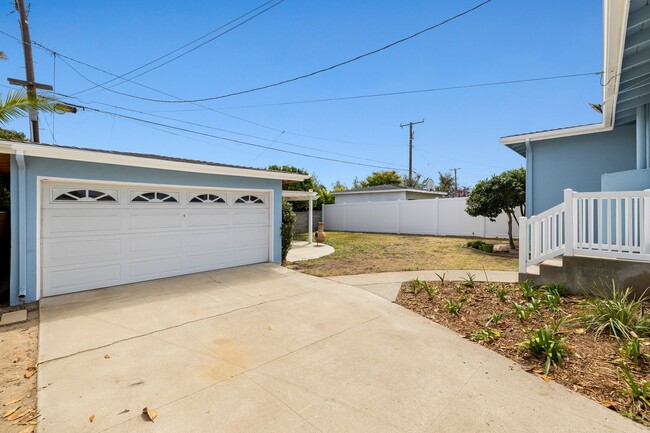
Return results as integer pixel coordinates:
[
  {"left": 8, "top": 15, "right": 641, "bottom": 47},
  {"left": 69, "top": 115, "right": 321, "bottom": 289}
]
[
  {"left": 204, "top": 72, "right": 603, "bottom": 109},
  {"left": 77, "top": 0, "right": 495, "bottom": 104},
  {"left": 72, "top": 0, "right": 285, "bottom": 96},
  {"left": 57, "top": 91, "right": 408, "bottom": 167},
  {"left": 67, "top": 102, "right": 407, "bottom": 170}
]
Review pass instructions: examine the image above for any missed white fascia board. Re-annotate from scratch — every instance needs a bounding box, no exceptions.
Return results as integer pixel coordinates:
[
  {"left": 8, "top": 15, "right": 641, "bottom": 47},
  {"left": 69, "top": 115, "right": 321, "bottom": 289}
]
[
  {"left": 282, "top": 190, "right": 318, "bottom": 201},
  {"left": 333, "top": 189, "right": 447, "bottom": 196},
  {"left": 0, "top": 140, "right": 309, "bottom": 182},
  {"left": 500, "top": 0, "right": 628, "bottom": 146}
]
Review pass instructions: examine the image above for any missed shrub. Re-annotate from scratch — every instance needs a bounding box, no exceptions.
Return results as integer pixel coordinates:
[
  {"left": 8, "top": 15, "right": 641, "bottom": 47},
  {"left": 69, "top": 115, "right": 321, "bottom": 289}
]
[
  {"left": 618, "top": 361, "right": 650, "bottom": 407},
  {"left": 486, "top": 311, "right": 507, "bottom": 326},
  {"left": 620, "top": 337, "right": 645, "bottom": 366},
  {"left": 281, "top": 200, "right": 296, "bottom": 261},
  {"left": 578, "top": 281, "right": 650, "bottom": 339},
  {"left": 527, "top": 297, "right": 542, "bottom": 313},
  {"left": 520, "top": 279, "right": 537, "bottom": 300},
  {"left": 405, "top": 277, "right": 428, "bottom": 295},
  {"left": 467, "top": 327, "right": 500, "bottom": 343},
  {"left": 541, "top": 292, "right": 561, "bottom": 312},
  {"left": 445, "top": 299, "right": 463, "bottom": 315},
  {"left": 511, "top": 301, "right": 531, "bottom": 322},
  {"left": 424, "top": 285, "right": 439, "bottom": 299},
  {"left": 520, "top": 317, "right": 566, "bottom": 375},
  {"left": 497, "top": 286, "right": 510, "bottom": 303},
  {"left": 462, "top": 272, "right": 476, "bottom": 288},
  {"left": 544, "top": 283, "right": 569, "bottom": 297},
  {"left": 466, "top": 240, "right": 485, "bottom": 250},
  {"left": 485, "top": 283, "right": 498, "bottom": 293}
]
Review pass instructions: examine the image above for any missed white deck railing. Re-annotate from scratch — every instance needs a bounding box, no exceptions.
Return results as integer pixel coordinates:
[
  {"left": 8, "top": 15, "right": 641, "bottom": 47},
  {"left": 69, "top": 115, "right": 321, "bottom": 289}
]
[{"left": 519, "top": 188, "right": 650, "bottom": 273}]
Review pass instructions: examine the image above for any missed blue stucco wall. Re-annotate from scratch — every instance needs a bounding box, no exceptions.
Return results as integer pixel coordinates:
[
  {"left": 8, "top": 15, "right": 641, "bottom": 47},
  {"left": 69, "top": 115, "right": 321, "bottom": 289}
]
[
  {"left": 527, "top": 125, "right": 636, "bottom": 216},
  {"left": 9, "top": 155, "right": 283, "bottom": 305}
]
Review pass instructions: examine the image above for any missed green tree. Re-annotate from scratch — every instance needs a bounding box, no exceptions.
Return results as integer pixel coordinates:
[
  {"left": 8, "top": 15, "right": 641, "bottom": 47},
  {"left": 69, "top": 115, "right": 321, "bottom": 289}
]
[
  {"left": 0, "top": 90, "right": 60, "bottom": 126},
  {"left": 360, "top": 170, "right": 401, "bottom": 187},
  {"left": 401, "top": 173, "right": 425, "bottom": 188},
  {"left": 267, "top": 164, "right": 327, "bottom": 211},
  {"left": 436, "top": 171, "right": 455, "bottom": 194},
  {"left": 0, "top": 127, "right": 27, "bottom": 142},
  {"left": 465, "top": 168, "right": 526, "bottom": 249},
  {"left": 331, "top": 180, "right": 347, "bottom": 192}
]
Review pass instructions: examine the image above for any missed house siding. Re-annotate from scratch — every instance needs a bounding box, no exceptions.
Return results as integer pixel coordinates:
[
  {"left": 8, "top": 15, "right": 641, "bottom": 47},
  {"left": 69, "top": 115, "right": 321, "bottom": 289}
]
[
  {"left": 9, "top": 155, "right": 283, "bottom": 305},
  {"left": 528, "top": 125, "right": 636, "bottom": 216}
]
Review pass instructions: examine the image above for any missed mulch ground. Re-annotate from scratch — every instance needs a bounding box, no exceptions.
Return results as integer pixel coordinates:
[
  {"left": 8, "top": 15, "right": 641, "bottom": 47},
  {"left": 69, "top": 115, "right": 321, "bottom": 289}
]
[
  {"left": 395, "top": 279, "right": 650, "bottom": 426},
  {"left": 0, "top": 302, "right": 39, "bottom": 433}
]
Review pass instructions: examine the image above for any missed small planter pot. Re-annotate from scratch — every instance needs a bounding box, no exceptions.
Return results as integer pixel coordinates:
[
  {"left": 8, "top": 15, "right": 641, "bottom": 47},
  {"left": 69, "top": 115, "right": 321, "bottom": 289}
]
[{"left": 481, "top": 244, "right": 494, "bottom": 253}]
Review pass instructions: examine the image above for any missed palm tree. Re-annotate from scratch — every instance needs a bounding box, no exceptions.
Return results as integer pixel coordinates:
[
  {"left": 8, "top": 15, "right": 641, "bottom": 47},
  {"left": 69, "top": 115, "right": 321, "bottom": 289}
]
[{"left": 0, "top": 89, "right": 60, "bottom": 125}]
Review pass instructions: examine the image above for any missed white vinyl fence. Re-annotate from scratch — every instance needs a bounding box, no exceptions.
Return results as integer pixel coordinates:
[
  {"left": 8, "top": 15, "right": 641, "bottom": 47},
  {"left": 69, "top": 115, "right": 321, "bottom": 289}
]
[{"left": 323, "top": 197, "right": 518, "bottom": 238}]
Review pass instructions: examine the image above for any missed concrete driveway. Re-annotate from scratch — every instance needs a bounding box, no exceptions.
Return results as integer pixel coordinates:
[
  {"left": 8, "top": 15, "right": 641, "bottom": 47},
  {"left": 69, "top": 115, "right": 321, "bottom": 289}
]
[{"left": 37, "top": 264, "right": 644, "bottom": 433}]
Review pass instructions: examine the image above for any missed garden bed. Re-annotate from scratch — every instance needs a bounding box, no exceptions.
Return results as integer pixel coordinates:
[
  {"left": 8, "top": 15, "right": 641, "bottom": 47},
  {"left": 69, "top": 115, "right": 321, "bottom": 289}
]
[{"left": 395, "top": 276, "right": 650, "bottom": 426}]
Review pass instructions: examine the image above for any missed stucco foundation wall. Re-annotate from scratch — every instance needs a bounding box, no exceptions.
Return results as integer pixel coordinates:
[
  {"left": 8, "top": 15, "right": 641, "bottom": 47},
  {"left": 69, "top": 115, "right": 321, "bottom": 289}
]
[
  {"left": 9, "top": 155, "right": 283, "bottom": 305},
  {"left": 527, "top": 125, "right": 636, "bottom": 216}
]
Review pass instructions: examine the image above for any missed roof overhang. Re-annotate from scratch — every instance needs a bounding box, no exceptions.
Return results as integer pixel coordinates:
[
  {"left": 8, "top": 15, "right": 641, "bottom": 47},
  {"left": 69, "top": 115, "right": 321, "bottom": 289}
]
[
  {"left": 0, "top": 140, "right": 309, "bottom": 182},
  {"left": 500, "top": 0, "right": 630, "bottom": 155},
  {"left": 333, "top": 188, "right": 447, "bottom": 196},
  {"left": 282, "top": 190, "right": 318, "bottom": 201}
]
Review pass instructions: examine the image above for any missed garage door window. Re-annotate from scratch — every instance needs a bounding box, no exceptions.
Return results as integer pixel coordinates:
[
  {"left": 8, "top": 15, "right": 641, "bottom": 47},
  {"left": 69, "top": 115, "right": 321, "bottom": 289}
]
[
  {"left": 235, "top": 195, "right": 264, "bottom": 204},
  {"left": 131, "top": 191, "right": 179, "bottom": 203},
  {"left": 189, "top": 193, "right": 226, "bottom": 204},
  {"left": 53, "top": 189, "right": 117, "bottom": 202}
]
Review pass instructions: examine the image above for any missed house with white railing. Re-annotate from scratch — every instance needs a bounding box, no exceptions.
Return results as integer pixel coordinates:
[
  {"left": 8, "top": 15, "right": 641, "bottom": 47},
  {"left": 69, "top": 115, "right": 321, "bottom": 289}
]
[{"left": 501, "top": 0, "right": 650, "bottom": 294}]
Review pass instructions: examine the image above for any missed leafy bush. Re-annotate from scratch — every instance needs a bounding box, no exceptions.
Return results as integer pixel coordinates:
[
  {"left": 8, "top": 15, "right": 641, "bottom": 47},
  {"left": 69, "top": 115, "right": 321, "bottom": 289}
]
[
  {"left": 578, "top": 281, "right": 650, "bottom": 339},
  {"left": 520, "top": 317, "right": 566, "bottom": 375},
  {"left": 485, "top": 283, "right": 498, "bottom": 293},
  {"left": 527, "top": 297, "right": 542, "bottom": 313},
  {"left": 281, "top": 199, "right": 296, "bottom": 261},
  {"left": 466, "top": 240, "right": 485, "bottom": 250}
]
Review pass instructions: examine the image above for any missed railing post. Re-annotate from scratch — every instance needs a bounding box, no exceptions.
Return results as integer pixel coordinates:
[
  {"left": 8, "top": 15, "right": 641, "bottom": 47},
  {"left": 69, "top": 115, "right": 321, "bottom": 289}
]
[
  {"left": 564, "top": 189, "right": 574, "bottom": 256},
  {"left": 519, "top": 216, "right": 527, "bottom": 273},
  {"left": 639, "top": 189, "right": 650, "bottom": 254}
]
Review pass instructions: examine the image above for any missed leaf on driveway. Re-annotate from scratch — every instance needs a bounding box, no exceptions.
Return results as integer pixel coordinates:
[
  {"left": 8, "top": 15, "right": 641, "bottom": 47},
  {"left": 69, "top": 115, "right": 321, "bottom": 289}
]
[
  {"left": 24, "top": 370, "right": 36, "bottom": 379},
  {"left": 104, "top": 354, "right": 110, "bottom": 359},
  {"left": 142, "top": 407, "right": 157, "bottom": 422},
  {"left": 89, "top": 414, "right": 95, "bottom": 422}
]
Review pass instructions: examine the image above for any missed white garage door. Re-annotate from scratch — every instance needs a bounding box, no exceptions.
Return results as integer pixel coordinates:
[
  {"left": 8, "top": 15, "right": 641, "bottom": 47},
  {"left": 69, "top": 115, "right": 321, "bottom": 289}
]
[{"left": 41, "top": 182, "right": 271, "bottom": 297}]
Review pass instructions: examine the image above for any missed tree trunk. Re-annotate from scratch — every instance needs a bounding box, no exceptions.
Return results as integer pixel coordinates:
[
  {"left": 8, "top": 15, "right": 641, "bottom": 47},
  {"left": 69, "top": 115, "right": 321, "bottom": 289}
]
[{"left": 507, "top": 213, "right": 516, "bottom": 250}]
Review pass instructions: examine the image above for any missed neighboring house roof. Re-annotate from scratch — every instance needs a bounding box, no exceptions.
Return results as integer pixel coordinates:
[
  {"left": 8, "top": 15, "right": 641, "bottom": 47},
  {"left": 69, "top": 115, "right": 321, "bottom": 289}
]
[
  {"left": 0, "top": 140, "right": 309, "bottom": 182},
  {"left": 500, "top": 0, "right": 632, "bottom": 155},
  {"left": 332, "top": 184, "right": 447, "bottom": 196}
]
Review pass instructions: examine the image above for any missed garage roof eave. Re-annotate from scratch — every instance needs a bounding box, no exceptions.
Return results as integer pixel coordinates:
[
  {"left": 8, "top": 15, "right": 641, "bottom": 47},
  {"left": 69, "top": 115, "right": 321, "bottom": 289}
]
[{"left": 0, "top": 140, "right": 309, "bottom": 182}]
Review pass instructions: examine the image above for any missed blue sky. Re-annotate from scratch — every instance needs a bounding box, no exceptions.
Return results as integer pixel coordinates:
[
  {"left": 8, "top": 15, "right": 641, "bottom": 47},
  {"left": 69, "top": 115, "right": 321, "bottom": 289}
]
[{"left": 1, "top": 0, "right": 603, "bottom": 188}]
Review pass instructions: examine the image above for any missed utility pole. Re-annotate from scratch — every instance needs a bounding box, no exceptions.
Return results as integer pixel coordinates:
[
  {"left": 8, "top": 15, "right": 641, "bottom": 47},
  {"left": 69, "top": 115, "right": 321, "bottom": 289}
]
[
  {"left": 15, "top": 0, "right": 40, "bottom": 142},
  {"left": 450, "top": 167, "right": 461, "bottom": 197},
  {"left": 400, "top": 119, "right": 424, "bottom": 184}
]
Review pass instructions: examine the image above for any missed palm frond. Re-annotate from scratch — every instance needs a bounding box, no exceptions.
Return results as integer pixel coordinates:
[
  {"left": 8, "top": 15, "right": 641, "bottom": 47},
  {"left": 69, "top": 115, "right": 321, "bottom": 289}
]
[{"left": 0, "top": 90, "right": 60, "bottom": 125}]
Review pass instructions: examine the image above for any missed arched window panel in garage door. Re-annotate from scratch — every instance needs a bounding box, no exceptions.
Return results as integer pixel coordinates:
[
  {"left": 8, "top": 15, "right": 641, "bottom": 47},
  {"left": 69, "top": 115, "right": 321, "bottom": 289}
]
[
  {"left": 189, "top": 193, "right": 226, "bottom": 204},
  {"left": 129, "top": 191, "right": 179, "bottom": 203},
  {"left": 235, "top": 194, "right": 264, "bottom": 204},
  {"left": 51, "top": 187, "right": 118, "bottom": 203}
]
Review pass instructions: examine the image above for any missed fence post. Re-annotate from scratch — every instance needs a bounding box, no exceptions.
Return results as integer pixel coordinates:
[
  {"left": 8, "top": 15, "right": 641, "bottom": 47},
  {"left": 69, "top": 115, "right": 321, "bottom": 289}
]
[
  {"left": 397, "top": 200, "right": 401, "bottom": 234},
  {"left": 519, "top": 216, "right": 527, "bottom": 274},
  {"left": 563, "top": 189, "right": 574, "bottom": 256}
]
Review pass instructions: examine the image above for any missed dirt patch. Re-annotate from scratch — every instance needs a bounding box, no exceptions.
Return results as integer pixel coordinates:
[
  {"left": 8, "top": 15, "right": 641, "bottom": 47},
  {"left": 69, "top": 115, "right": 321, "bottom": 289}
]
[
  {"left": 395, "top": 279, "right": 650, "bottom": 427},
  {"left": 288, "top": 232, "right": 517, "bottom": 277},
  {"left": 0, "top": 302, "right": 39, "bottom": 433}
]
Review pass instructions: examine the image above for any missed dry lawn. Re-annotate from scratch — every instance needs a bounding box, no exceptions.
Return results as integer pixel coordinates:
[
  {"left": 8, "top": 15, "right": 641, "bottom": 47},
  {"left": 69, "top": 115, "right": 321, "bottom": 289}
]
[{"left": 288, "top": 232, "right": 517, "bottom": 277}]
